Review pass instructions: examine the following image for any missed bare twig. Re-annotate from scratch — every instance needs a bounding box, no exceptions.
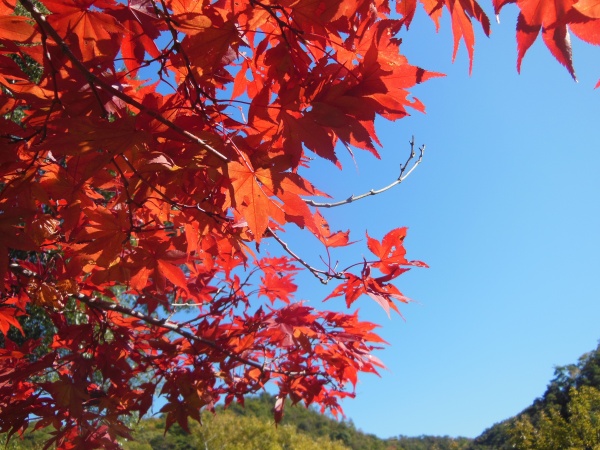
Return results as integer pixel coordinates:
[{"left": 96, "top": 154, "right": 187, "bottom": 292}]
[
  {"left": 18, "top": 0, "right": 230, "bottom": 163},
  {"left": 267, "top": 227, "right": 342, "bottom": 284},
  {"left": 304, "top": 137, "right": 425, "bottom": 208},
  {"left": 265, "top": 136, "right": 421, "bottom": 284}
]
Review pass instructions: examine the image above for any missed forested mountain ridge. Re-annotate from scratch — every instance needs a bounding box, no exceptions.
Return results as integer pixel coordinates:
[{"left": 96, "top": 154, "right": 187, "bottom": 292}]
[
  {"left": 469, "top": 341, "right": 600, "bottom": 449},
  {"left": 123, "top": 394, "right": 472, "bottom": 450},
  {"left": 216, "top": 393, "right": 472, "bottom": 450}
]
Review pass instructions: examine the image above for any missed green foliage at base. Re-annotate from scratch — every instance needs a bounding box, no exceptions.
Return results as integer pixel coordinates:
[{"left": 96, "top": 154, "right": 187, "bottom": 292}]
[
  {"left": 471, "top": 341, "right": 600, "bottom": 450},
  {"left": 123, "top": 394, "right": 471, "bottom": 450},
  {"left": 123, "top": 412, "right": 349, "bottom": 450},
  {"left": 508, "top": 386, "right": 600, "bottom": 450}
]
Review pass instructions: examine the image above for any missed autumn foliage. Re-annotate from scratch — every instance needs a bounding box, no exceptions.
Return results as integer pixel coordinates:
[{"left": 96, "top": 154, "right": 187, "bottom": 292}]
[{"left": 0, "top": 0, "right": 597, "bottom": 447}]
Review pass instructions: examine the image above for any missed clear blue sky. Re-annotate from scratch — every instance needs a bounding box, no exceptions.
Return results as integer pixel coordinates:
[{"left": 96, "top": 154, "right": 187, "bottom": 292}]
[{"left": 280, "top": 2, "right": 600, "bottom": 439}]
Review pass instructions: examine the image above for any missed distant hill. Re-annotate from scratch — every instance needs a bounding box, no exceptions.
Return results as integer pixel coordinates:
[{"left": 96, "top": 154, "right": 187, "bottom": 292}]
[
  {"left": 219, "top": 393, "right": 473, "bottom": 449},
  {"left": 469, "top": 341, "right": 600, "bottom": 449},
  {"left": 124, "top": 393, "right": 472, "bottom": 450}
]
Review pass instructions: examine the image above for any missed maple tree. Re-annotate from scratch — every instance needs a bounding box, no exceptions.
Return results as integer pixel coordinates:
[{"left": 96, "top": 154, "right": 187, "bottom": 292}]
[{"left": 0, "top": 0, "right": 597, "bottom": 446}]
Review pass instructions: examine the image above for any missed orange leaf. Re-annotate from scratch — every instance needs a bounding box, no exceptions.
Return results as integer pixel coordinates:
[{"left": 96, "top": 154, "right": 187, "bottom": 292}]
[
  {"left": 157, "top": 260, "right": 190, "bottom": 295},
  {"left": 105, "top": 1, "right": 165, "bottom": 76},
  {"left": 311, "top": 210, "right": 350, "bottom": 248},
  {"left": 227, "top": 161, "right": 286, "bottom": 241},
  {"left": 0, "top": 16, "right": 39, "bottom": 43},
  {"left": 419, "top": 0, "right": 490, "bottom": 72},
  {"left": 169, "top": 0, "right": 212, "bottom": 33},
  {"left": 573, "top": 0, "right": 600, "bottom": 18},
  {"left": 0, "top": 306, "right": 23, "bottom": 336},
  {"left": 494, "top": 0, "right": 577, "bottom": 78},
  {"left": 397, "top": 0, "right": 418, "bottom": 27},
  {"left": 259, "top": 271, "right": 297, "bottom": 304},
  {"left": 367, "top": 228, "right": 428, "bottom": 273}
]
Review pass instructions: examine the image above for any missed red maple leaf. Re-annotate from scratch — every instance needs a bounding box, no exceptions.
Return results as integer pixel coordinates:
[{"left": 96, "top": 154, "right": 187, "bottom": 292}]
[
  {"left": 227, "top": 160, "right": 285, "bottom": 240},
  {"left": 367, "top": 228, "right": 429, "bottom": 275},
  {"left": 311, "top": 210, "right": 351, "bottom": 248},
  {"left": 399, "top": 0, "right": 490, "bottom": 72},
  {"left": 104, "top": 0, "right": 165, "bottom": 76},
  {"left": 44, "top": 0, "right": 124, "bottom": 65},
  {"left": 494, "top": 0, "right": 577, "bottom": 78},
  {"left": 0, "top": 305, "right": 24, "bottom": 336}
]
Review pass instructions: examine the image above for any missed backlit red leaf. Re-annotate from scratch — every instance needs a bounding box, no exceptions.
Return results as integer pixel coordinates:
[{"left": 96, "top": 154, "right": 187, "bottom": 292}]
[{"left": 0, "top": 306, "right": 23, "bottom": 336}]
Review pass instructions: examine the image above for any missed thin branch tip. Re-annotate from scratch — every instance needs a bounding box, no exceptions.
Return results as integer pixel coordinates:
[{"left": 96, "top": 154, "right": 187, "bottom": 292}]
[{"left": 304, "top": 136, "right": 425, "bottom": 208}]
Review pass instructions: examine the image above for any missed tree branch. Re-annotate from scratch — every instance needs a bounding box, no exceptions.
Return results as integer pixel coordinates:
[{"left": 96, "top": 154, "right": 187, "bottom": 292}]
[
  {"left": 8, "top": 263, "right": 309, "bottom": 377},
  {"left": 304, "top": 137, "right": 424, "bottom": 208},
  {"left": 267, "top": 227, "right": 344, "bottom": 284}
]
